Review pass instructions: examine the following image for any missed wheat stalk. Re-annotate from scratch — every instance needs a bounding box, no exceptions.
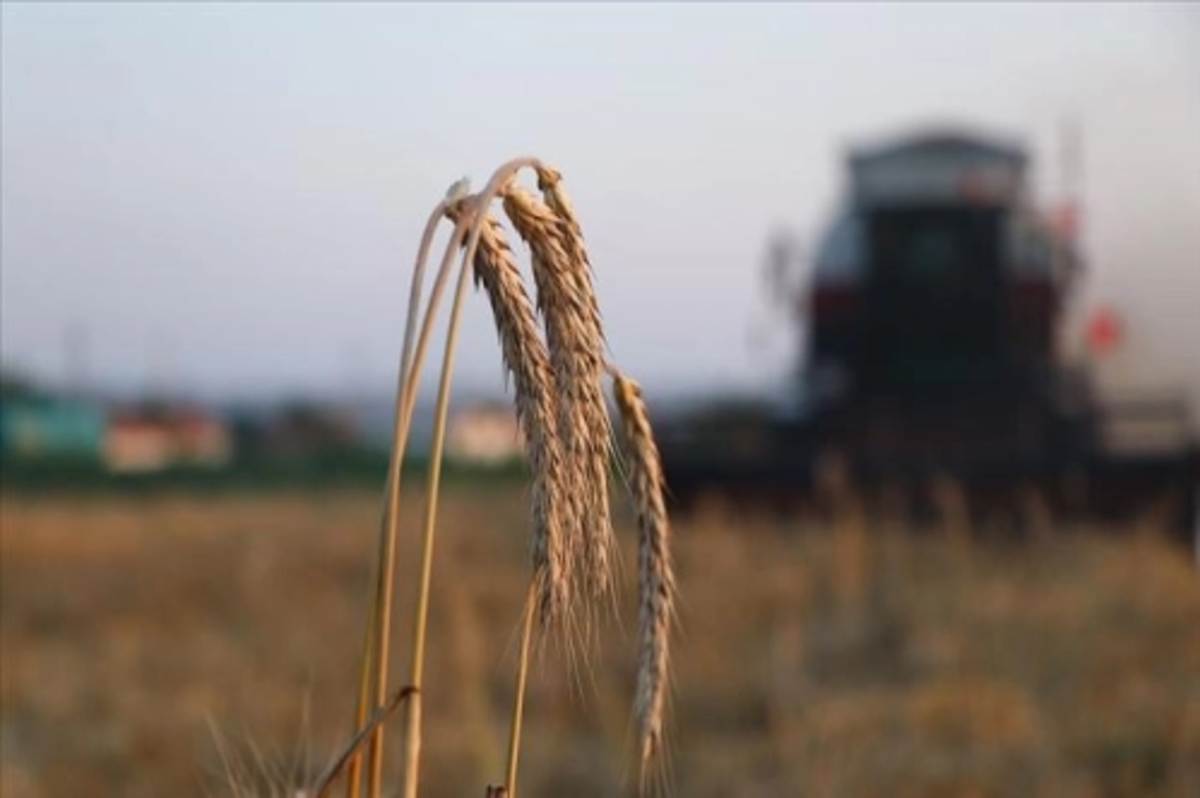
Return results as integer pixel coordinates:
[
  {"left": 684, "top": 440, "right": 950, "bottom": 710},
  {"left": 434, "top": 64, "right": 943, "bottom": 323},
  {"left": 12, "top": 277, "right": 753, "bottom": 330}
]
[
  {"left": 317, "top": 158, "right": 677, "bottom": 798},
  {"left": 610, "top": 369, "right": 677, "bottom": 790},
  {"left": 352, "top": 194, "right": 473, "bottom": 798},
  {"left": 393, "top": 160, "right": 553, "bottom": 798},
  {"left": 502, "top": 183, "right": 617, "bottom": 623}
]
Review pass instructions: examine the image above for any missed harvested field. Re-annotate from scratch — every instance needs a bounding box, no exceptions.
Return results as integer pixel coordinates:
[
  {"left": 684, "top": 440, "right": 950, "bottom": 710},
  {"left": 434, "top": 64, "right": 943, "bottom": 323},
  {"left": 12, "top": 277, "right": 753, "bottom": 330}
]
[{"left": 2, "top": 488, "right": 1198, "bottom": 797}]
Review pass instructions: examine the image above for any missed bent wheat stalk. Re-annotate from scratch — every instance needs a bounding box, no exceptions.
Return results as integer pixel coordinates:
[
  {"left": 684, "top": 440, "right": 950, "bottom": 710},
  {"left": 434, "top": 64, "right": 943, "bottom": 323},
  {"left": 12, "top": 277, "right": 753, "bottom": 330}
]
[
  {"left": 397, "top": 236, "right": 476, "bottom": 798},
  {"left": 318, "top": 159, "right": 676, "bottom": 798},
  {"left": 354, "top": 194, "right": 468, "bottom": 798},
  {"left": 503, "top": 585, "right": 537, "bottom": 798},
  {"left": 399, "top": 160, "right": 556, "bottom": 798},
  {"left": 315, "top": 685, "right": 414, "bottom": 798}
]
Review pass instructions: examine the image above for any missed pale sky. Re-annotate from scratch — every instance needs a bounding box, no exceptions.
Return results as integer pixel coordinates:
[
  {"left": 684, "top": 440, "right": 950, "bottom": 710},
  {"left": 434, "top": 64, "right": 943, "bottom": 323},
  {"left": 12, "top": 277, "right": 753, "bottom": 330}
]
[{"left": 2, "top": 3, "right": 1198, "bottom": 402}]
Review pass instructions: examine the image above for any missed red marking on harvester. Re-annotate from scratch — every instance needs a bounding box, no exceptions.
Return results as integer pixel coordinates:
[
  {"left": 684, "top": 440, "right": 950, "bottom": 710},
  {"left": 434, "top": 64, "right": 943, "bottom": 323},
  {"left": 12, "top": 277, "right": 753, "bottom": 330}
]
[{"left": 1086, "top": 306, "right": 1123, "bottom": 357}]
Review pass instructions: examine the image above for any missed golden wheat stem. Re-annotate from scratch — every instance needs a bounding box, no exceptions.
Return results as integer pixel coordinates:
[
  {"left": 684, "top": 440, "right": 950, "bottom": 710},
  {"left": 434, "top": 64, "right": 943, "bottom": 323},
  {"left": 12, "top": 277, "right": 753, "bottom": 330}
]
[
  {"left": 400, "top": 199, "right": 459, "bottom": 435},
  {"left": 503, "top": 584, "right": 537, "bottom": 798},
  {"left": 395, "top": 163, "right": 545, "bottom": 798},
  {"left": 392, "top": 226, "right": 471, "bottom": 452},
  {"left": 350, "top": 198, "right": 453, "bottom": 796},
  {"left": 358, "top": 197, "right": 462, "bottom": 798},
  {"left": 389, "top": 169, "right": 532, "bottom": 478},
  {"left": 458, "top": 157, "right": 543, "bottom": 268},
  {"left": 398, "top": 222, "right": 480, "bottom": 798},
  {"left": 346, "top": 561, "right": 379, "bottom": 798},
  {"left": 315, "top": 686, "right": 415, "bottom": 798}
]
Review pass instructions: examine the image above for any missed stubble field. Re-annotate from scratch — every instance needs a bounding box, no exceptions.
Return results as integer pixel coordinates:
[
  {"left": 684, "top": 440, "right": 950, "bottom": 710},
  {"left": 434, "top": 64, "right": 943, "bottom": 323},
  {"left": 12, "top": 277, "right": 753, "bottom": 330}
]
[{"left": 2, "top": 486, "right": 1199, "bottom": 797}]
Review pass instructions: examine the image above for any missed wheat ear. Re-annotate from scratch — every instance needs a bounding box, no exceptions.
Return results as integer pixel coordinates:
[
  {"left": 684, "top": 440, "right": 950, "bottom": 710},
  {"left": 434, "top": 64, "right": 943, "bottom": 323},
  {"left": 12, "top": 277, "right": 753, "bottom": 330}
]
[
  {"left": 610, "top": 369, "right": 676, "bottom": 788},
  {"left": 502, "top": 183, "right": 616, "bottom": 621},
  {"left": 532, "top": 166, "right": 619, "bottom": 610},
  {"left": 448, "top": 204, "right": 570, "bottom": 629}
]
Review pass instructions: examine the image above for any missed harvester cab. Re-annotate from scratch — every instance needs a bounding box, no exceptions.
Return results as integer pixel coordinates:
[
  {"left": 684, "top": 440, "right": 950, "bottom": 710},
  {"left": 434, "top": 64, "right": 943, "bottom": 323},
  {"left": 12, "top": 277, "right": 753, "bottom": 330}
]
[{"left": 807, "top": 128, "right": 1077, "bottom": 403}]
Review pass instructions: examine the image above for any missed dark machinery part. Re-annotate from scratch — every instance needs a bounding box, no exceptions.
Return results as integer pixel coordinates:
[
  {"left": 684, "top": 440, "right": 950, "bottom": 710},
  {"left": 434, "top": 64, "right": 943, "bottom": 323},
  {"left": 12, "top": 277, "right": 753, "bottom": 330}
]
[{"left": 659, "top": 126, "right": 1198, "bottom": 538}]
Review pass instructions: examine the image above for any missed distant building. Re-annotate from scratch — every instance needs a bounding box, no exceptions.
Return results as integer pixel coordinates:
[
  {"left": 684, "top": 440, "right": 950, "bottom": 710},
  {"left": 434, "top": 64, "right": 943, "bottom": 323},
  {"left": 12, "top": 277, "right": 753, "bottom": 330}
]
[
  {"left": 104, "top": 405, "right": 233, "bottom": 473},
  {"left": 0, "top": 398, "right": 106, "bottom": 461},
  {"left": 446, "top": 402, "right": 524, "bottom": 465},
  {"left": 104, "top": 414, "right": 173, "bottom": 473},
  {"left": 174, "top": 410, "right": 234, "bottom": 465}
]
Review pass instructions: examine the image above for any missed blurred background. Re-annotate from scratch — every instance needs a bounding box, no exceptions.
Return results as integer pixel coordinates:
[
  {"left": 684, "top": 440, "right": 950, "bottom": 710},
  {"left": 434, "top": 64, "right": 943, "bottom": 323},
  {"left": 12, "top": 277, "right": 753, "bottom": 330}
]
[{"left": 2, "top": 3, "right": 1198, "bottom": 797}]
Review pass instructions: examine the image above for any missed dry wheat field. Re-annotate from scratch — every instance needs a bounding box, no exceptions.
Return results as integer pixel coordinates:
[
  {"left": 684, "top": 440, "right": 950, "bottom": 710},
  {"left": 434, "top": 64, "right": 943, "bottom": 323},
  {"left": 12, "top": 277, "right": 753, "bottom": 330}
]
[{"left": 2, "top": 486, "right": 1199, "bottom": 798}]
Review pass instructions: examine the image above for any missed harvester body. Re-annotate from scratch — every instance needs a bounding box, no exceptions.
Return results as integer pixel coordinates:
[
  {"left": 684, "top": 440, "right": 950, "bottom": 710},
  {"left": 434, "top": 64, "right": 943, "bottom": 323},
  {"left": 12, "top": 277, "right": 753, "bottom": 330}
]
[{"left": 659, "top": 126, "right": 1198, "bottom": 537}]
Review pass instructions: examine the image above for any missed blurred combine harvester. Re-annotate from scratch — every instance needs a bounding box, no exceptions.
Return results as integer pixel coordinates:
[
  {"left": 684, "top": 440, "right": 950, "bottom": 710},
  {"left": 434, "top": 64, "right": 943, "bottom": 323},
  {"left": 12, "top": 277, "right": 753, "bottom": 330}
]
[{"left": 659, "top": 123, "right": 1199, "bottom": 538}]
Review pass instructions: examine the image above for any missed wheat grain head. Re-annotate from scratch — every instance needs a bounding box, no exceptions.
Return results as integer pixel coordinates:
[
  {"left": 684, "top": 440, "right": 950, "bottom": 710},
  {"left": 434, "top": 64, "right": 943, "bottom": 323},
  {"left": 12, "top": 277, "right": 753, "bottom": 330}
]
[
  {"left": 446, "top": 201, "right": 571, "bottom": 630},
  {"left": 501, "top": 183, "right": 616, "bottom": 622},
  {"left": 531, "top": 166, "right": 615, "bottom": 608},
  {"left": 610, "top": 369, "right": 676, "bottom": 788}
]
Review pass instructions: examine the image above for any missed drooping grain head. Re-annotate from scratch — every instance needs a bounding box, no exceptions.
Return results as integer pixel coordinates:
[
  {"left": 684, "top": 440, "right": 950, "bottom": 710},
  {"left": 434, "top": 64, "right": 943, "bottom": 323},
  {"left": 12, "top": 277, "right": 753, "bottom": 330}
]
[
  {"left": 611, "top": 370, "right": 676, "bottom": 786},
  {"left": 534, "top": 166, "right": 591, "bottom": 275},
  {"left": 446, "top": 201, "right": 570, "bottom": 629},
  {"left": 501, "top": 184, "right": 617, "bottom": 618}
]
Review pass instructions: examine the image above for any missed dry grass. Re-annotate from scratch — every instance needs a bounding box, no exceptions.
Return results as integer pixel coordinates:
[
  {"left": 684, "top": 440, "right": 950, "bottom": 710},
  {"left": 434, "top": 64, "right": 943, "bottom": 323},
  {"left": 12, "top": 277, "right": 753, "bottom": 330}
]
[{"left": 3, "top": 488, "right": 1199, "bottom": 798}]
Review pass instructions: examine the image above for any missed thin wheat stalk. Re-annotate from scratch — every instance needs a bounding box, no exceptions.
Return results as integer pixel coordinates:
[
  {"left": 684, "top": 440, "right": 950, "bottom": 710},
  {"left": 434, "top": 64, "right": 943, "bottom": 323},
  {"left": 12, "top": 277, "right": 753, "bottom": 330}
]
[
  {"left": 397, "top": 158, "right": 549, "bottom": 798},
  {"left": 320, "top": 158, "right": 679, "bottom": 798},
  {"left": 502, "top": 184, "right": 616, "bottom": 622},
  {"left": 397, "top": 238, "right": 476, "bottom": 798},
  {"left": 610, "top": 368, "right": 676, "bottom": 790},
  {"left": 346, "top": 561, "right": 378, "bottom": 798},
  {"left": 314, "top": 686, "right": 415, "bottom": 798},
  {"left": 357, "top": 193, "right": 478, "bottom": 798},
  {"left": 502, "top": 585, "right": 537, "bottom": 798},
  {"left": 393, "top": 188, "right": 480, "bottom": 456},
  {"left": 353, "top": 194, "right": 459, "bottom": 798}
]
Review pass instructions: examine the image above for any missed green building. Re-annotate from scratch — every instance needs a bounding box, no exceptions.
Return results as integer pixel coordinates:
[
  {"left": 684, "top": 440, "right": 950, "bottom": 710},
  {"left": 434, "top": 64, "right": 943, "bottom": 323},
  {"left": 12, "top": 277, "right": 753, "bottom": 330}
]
[{"left": 0, "top": 398, "right": 107, "bottom": 462}]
